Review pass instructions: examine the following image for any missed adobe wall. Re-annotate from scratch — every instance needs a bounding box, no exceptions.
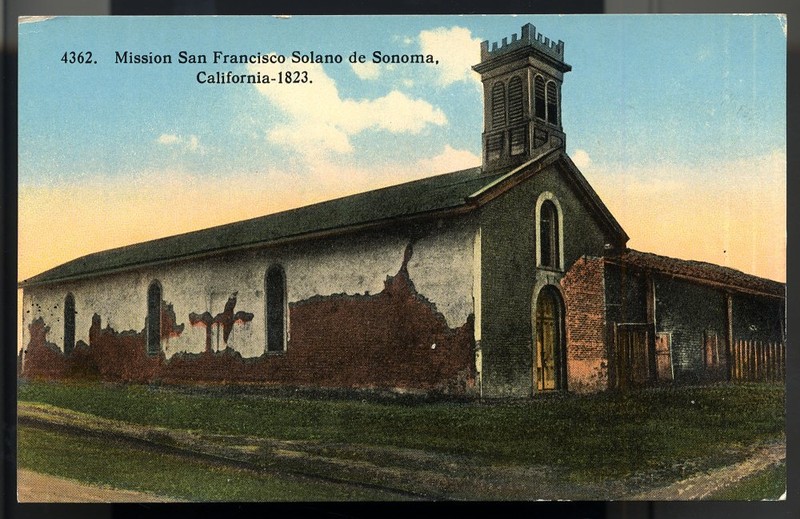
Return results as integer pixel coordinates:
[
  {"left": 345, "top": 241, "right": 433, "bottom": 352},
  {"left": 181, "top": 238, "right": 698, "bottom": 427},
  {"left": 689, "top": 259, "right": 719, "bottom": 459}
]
[
  {"left": 654, "top": 276, "right": 728, "bottom": 383},
  {"left": 21, "top": 217, "right": 478, "bottom": 394}
]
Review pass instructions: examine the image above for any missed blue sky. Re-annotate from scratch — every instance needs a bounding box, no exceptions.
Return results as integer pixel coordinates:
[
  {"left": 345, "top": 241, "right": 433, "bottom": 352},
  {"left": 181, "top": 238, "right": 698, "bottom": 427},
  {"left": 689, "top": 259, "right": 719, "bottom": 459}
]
[{"left": 18, "top": 15, "right": 786, "bottom": 282}]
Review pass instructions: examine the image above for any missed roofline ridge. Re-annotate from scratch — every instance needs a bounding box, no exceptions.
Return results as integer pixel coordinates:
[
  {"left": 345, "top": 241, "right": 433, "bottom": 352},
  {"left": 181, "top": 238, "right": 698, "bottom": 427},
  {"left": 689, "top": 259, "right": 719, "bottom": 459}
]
[{"left": 616, "top": 248, "right": 785, "bottom": 286}]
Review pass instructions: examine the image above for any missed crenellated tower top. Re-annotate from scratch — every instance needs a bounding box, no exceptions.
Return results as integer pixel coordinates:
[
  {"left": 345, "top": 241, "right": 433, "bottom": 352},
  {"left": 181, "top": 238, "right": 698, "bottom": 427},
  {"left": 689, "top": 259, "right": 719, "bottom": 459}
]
[
  {"left": 479, "top": 23, "right": 565, "bottom": 63},
  {"left": 473, "top": 24, "right": 571, "bottom": 173}
]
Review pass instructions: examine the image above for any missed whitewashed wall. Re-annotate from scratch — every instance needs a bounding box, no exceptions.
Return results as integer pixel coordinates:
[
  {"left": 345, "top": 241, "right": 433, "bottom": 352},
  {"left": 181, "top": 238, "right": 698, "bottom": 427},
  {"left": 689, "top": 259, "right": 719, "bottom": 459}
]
[{"left": 22, "top": 217, "right": 479, "bottom": 360}]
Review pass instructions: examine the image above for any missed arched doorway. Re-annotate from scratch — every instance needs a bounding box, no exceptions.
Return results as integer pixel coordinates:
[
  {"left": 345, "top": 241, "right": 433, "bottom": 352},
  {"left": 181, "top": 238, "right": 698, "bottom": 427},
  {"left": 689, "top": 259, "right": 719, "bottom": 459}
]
[{"left": 535, "top": 286, "right": 566, "bottom": 391}]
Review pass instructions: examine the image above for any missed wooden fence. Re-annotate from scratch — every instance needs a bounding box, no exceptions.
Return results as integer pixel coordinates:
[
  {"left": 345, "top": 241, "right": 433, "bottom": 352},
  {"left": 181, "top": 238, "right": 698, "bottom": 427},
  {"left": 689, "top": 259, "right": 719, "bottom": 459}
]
[{"left": 730, "top": 340, "right": 786, "bottom": 382}]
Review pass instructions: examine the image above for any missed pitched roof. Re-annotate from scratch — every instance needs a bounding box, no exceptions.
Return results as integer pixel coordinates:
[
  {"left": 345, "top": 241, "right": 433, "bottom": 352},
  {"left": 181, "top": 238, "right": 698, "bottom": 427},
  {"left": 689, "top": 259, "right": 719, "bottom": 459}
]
[
  {"left": 20, "top": 148, "right": 628, "bottom": 288},
  {"left": 608, "top": 249, "right": 785, "bottom": 298}
]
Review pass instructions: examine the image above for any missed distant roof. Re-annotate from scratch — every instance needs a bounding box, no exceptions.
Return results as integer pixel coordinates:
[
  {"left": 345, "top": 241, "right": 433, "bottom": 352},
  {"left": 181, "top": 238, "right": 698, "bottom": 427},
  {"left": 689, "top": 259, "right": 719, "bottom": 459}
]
[
  {"left": 21, "top": 149, "right": 628, "bottom": 288},
  {"left": 608, "top": 249, "right": 784, "bottom": 298}
]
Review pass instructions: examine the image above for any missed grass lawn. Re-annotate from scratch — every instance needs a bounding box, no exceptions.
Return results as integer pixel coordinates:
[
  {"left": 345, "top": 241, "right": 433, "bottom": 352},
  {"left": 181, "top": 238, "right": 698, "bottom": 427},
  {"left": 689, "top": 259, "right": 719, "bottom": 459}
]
[
  {"left": 18, "top": 425, "right": 401, "bottom": 501},
  {"left": 18, "top": 380, "right": 784, "bottom": 485},
  {"left": 708, "top": 462, "right": 786, "bottom": 500}
]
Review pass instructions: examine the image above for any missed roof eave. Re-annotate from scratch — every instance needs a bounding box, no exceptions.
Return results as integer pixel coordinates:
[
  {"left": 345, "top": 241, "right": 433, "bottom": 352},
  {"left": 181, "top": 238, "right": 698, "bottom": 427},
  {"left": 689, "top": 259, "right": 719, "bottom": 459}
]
[{"left": 603, "top": 255, "right": 785, "bottom": 300}]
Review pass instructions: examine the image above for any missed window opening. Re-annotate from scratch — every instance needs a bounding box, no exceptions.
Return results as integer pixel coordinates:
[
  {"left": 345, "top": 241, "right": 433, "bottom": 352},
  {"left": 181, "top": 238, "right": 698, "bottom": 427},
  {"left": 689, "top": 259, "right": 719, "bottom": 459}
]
[
  {"left": 64, "top": 293, "right": 75, "bottom": 355},
  {"left": 266, "top": 265, "right": 287, "bottom": 352},
  {"left": 147, "top": 281, "right": 161, "bottom": 355}
]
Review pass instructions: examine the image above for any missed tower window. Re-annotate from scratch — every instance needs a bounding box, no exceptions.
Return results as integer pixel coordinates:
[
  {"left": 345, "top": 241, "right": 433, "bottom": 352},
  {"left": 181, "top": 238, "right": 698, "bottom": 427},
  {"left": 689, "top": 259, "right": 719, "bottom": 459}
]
[
  {"left": 507, "top": 76, "right": 524, "bottom": 125},
  {"left": 534, "top": 75, "right": 546, "bottom": 120},
  {"left": 491, "top": 82, "right": 506, "bottom": 129},
  {"left": 147, "top": 281, "right": 162, "bottom": 355},
  {"left": 546, "top": 81, "right": 558, "bottom": 125},
  {"left": 64, "top": 293, "right": 75, "bottom": 355},
  {"left": 265, "top": 265, "right": 287, "bottom": 353}
]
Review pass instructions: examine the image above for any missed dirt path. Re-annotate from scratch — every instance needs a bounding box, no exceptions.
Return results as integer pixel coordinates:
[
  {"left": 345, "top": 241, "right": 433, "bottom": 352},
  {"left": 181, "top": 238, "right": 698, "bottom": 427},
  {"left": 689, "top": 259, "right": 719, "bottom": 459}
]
[
  {"left": 17, "top": 469, "right": 181, "bottom": 503},
  {"left": 630, "top": 440, "right": 786, "bottom": 500}
]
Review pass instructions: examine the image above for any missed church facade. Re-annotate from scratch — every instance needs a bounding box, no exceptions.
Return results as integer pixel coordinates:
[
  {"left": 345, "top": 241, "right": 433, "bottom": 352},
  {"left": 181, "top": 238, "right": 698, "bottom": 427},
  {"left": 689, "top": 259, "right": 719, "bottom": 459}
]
[{"left": 19, "top": 25, "right": 785, "bottom": 397}]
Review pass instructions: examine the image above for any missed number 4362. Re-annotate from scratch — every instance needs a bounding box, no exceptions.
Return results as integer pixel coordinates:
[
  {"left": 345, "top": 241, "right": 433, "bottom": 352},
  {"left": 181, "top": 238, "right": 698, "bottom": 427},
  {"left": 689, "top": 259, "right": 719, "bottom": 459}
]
[{"left": 61, "top": 51, "right": 95, "bottom": 64}]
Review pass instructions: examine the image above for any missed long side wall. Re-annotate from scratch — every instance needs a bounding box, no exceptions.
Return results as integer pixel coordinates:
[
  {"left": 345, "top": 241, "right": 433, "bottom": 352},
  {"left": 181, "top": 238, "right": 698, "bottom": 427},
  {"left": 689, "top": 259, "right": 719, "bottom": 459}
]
[
  {"left": 561, "top": 256, "right": 608, "bottom": 393},
  {"left": 21, "top": 218, "right": 479, "bottom": 394}
]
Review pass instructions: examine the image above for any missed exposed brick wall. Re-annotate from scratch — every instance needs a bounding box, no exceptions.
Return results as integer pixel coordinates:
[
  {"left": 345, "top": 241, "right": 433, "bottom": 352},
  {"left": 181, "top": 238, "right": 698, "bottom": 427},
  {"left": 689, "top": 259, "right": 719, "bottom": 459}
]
[
  {"left": 21, "top": 319, "right": 69, "bottom": 380},
  {"left": 21, "top": 254, "right": 476, "bottom": 395},
  {"left": 561, "top": 256, "right": 607, "bottom": 393},
  {"left": 22, "top": 304, "right": 182, "bottom": 383}
]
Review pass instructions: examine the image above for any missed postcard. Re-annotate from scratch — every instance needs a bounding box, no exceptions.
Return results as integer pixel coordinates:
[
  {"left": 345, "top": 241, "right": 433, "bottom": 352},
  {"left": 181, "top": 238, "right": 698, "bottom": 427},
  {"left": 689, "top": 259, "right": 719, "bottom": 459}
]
[{"left": 17, "top": 15, "right": 786, "bottom": 502}]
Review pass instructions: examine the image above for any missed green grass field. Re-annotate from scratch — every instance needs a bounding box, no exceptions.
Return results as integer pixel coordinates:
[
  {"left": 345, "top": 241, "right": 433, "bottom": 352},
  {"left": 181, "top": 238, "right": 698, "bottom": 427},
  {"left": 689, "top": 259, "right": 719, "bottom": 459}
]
[
  {"left": 708, "top": 462, "right": 786, "bottom": 500},
  {"left": 18, "top": 425, "right": 399, "bottom": 501},
  {"left": 18, "top": 380, "right": 784, "bottom": 486}
]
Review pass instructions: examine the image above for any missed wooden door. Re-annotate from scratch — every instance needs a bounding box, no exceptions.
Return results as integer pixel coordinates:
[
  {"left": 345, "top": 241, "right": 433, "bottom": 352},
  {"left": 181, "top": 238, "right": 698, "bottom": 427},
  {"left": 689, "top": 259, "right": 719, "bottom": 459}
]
[
  {"left": 536, "top": 288, "right": 562, "bottom": 391},
  {"left": 615, "top": 324, "right": 650, "bottom": 389}
]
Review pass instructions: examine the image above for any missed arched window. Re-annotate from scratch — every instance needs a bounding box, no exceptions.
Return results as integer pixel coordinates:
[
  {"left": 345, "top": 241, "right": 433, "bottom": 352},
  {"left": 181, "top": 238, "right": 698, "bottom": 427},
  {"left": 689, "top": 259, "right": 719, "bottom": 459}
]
[
  {"left": 491, "top": 82, "right": 506, "bottom": 129},
  {"left": 546, "top": 81, "right": 558, "bottom": 125},
  {"left": 534, "top": 75, "right": 546, "bottom": 120},
  {"left": 64, "top": 293, "right": 75, "bottom": 355},
  {"left": 540, "top": 200, "right": 559, "bottom": 268},
  {"left": 147, "top": 281, "right": 162, "bottom": 355},
  {"left": 536, "top": 193, "right": 564, "bottom": 271},
  {"left": 535, "top": 286, "right": 566, "bottom": 391},
  {"left": 265, "top": 265, "right": 287, "bottom": 352}
]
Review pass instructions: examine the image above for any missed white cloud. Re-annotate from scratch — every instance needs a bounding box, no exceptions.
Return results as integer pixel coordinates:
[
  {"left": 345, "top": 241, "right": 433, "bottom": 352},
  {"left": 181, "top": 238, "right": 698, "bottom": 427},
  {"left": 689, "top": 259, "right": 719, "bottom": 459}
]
[
  {"left": 416, "top": 145, "right": 480, "bottom": 174},
  {"left": 156, "top": 133, "right": 203, "bottom": 153},
  {"left": 157, "top": 134, "right": 181, "bottom": 145},
  {"left": 247, "top": 61, "right": 447, "bottom": 159},
  {"left": 571, "top": 149, "right": 592, "bottom": 170},
  {"left": 269, "top": 123, "right": 352, "bottom": 155},
  {"left": 418, "top": 26, "right": 482, "bottom": 88},
  {"left": 351, "top": 61, "right": 380, "bottom": 80}
]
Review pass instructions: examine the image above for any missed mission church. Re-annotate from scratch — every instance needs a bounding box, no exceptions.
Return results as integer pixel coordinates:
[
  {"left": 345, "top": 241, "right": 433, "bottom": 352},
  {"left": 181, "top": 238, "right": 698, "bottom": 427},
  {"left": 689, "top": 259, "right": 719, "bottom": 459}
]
[{"left": 20, "top": 24, "right": 785, "bottom": 397}]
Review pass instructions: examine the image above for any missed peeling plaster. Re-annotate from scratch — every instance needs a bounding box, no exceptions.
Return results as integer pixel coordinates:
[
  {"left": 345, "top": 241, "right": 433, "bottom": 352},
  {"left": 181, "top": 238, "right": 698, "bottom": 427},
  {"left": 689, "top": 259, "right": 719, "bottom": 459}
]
[
  {"left": 22, "top": 220, "right": 476, "bottom": 363},
  {"left": 21, "top": 250, "right": 476, "bottom": 395},
  {"left": 189, "top": 292, "right": 254, "bottom": 353},
  {"left": 406, "top": 219, "right": 476, "bottom": 327}
]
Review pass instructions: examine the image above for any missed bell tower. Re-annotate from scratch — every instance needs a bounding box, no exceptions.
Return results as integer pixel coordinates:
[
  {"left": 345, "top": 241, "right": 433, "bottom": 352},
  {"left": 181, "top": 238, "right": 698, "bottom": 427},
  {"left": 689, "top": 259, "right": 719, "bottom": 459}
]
[{"left": 472, "top": 24, "right": 572, "bottom": 173}]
